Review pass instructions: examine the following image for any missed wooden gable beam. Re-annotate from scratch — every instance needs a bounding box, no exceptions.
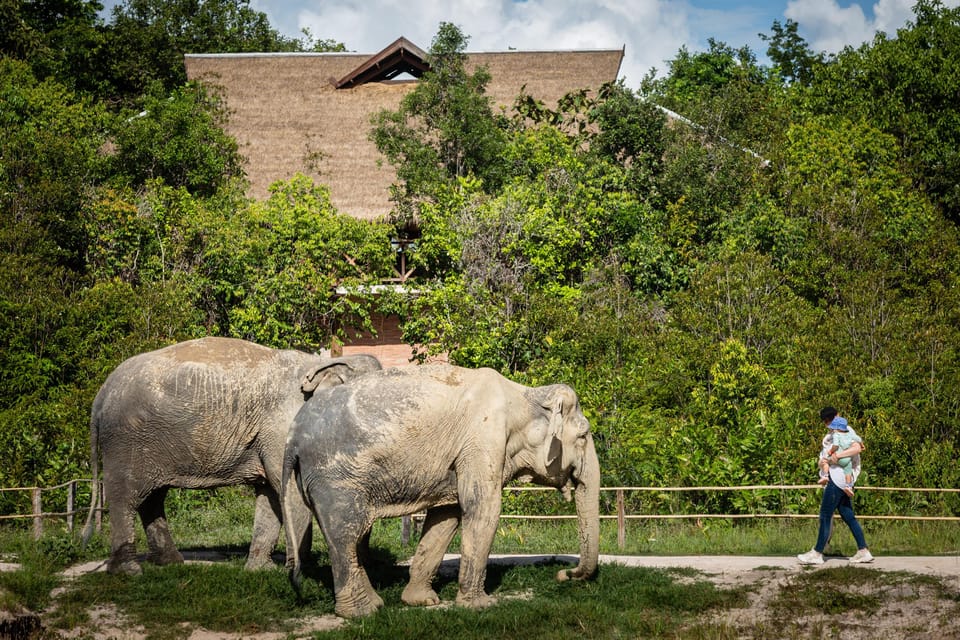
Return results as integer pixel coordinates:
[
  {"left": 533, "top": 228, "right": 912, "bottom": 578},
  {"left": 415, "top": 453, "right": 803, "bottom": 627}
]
[{"left": 335, "top": 36, "right": 430, "bottom": 88}]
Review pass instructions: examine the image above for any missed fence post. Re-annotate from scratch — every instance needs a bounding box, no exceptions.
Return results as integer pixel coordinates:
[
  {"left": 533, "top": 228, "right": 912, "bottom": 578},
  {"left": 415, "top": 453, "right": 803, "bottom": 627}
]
[
  {"left": 617, "top": 489, "right": 625, "bottom": 549},
  {"left": 32, "top": 487, "right": 43, "bottom": 540},
  {"left": 67, "top": 480, "right": 76, "bottom": 532}
]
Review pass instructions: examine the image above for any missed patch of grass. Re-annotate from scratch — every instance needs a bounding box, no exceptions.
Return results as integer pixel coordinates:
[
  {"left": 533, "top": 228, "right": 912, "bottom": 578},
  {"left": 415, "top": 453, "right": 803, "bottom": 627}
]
[
  {"left": 0, "top": 526, "right": 109, "bottom": 612},
  {"left": 487, "top": 517, "right": 960, "bottom": 558},
  {"left": 43, "top": 558, "right": 747, "bottom": 640},
  {"left": 299, "top": 562, "right": 747, "bottom": 640},
  {"left": 52, "top": 561, "right": 335, "bottom": 639}
]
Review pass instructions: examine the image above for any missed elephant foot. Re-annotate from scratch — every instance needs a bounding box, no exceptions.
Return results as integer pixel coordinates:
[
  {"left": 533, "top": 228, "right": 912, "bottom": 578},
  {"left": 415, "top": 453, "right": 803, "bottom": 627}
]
[
  {"left": 146, "top": 548, "right": 184, "bottom": 566},
  {"left": 107, "top": 557, "right": 142, "bottom": 576},
  {"left": 455, "top": 591, "right": 496, "bottom": 609},
  {"left": 556, "top": 567, "right": 590, "bottom": 581},
  {"left": 244, "top": 551, "right": 275, "bottom": 571},
  {"left": 335, "top": 586, "right": 384, "bottom": 618},
  {"left": 107, "top": 543, "right": 142, "bottom": 576},
  {"left": 401, "top": 583, "right": 441, "bottom": 607}
]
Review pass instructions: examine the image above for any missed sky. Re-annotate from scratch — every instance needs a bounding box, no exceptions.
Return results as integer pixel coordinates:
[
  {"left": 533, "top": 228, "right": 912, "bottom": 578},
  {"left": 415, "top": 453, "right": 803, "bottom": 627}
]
[
  {"left": 101, "top": 0, "right": 960, "bottom": 88},
  {"left": 251, "top": 0, "right": 960, "bottom": 86}
]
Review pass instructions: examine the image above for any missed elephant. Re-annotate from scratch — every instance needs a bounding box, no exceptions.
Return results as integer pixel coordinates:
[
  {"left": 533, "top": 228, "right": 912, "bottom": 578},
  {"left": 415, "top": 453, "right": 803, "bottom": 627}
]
[
  {"left": 81, "top": 337, "right": 381, "bottom": 576},
  {"left": 282, "top": 363, "right": 600, "bottom": 618}
]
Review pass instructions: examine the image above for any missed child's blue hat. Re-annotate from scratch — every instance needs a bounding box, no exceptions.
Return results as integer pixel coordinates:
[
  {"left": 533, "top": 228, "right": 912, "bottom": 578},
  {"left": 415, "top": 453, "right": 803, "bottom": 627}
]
[{"left": 828, "top": 416, "right": 848, "bottom": 431}]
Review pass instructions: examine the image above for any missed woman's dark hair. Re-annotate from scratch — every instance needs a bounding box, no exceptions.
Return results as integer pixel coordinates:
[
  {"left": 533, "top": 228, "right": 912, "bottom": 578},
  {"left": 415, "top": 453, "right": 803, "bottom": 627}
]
[{"left": 819, "top": 406, "right": 838, "bottom": 422}]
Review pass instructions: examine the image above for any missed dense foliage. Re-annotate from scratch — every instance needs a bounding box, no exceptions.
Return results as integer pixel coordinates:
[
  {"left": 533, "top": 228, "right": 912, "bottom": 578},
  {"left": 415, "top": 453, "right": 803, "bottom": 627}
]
[{"left": 3, "top": 1, "right": 960, "bottom": 520}]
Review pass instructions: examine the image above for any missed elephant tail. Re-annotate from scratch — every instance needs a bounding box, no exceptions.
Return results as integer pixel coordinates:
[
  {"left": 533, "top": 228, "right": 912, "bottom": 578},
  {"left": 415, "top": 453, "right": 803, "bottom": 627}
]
[
  {"left": 281, "top": 449, "right": 305, "bottom": 598},
  {"left": 80, "top": 406, "right": 101, "bottom": 546}
]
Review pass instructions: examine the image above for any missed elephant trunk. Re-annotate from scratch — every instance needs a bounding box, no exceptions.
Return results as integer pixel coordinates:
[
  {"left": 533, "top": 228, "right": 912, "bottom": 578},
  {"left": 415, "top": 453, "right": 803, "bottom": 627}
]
[{"left": 558, "top": 434, "right": 600, "bottom": 582}]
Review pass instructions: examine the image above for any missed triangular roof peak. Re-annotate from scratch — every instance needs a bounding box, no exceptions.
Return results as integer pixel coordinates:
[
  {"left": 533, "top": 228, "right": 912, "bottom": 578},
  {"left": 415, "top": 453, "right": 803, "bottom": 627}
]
[{"left": 335, "top": 37, "right": 430, "bottom": 88}]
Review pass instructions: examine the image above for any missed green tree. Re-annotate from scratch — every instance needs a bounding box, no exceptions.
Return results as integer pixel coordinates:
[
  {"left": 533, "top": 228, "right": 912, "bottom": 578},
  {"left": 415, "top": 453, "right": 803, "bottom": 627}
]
[
  {"left": 586, "top": 82, "right": 667, "bottom": 199},
  {"left": 109, "top": 80, "right": 245, "bottom": 196},
  {"left": 666, "top": 340, "right": 805, "bottom": 511},
  {"left": 801, "top": 0, "right": 960, "bottom": 223},
  {"left": 0, "top": 0, "right": 107, "bottom": 94},
  {"left": 403, "top": 122, "right": 653, "bottom": 371},
  {"left": 671, "top": 250, "right": 815, "bottom": 366},
  {"left": 371, "top": 22, "right": 510, "bottom": 222},
  {"left": 760, "top": 19, "right": 822, "bottom": 85},
  {"left": 96, "top": 0, "right": 302, "bottom": 103},
  {"left": 642, "top": 40, "right": 786, "bottom": 255},
  {"left": 199, "top": 175, "right": 395, "bottom": 347},
  {"left": 0, "top": 58, "right": 106, "bottom": 271}
]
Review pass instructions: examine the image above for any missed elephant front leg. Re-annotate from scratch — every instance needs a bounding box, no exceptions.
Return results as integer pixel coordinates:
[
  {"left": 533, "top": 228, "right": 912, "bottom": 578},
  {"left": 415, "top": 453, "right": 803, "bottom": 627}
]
[
  {"left": 140, "top": 489, "right": 184, "bottom": 566},
  {"left": 246, "top": 487, "right": 282, "bottom": 570},
  {"left": 402, "top": 505, "right": 461, "bottom": 607},
  {"left": 455, "top": 484, "right": 501, "bottom": 609}
]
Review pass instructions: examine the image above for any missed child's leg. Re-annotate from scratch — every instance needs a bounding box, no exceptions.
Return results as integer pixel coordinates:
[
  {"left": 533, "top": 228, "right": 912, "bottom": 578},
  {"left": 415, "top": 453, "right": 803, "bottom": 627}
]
[
  {"left": 818, "top": 459, "right": 830, "bottom": 485},
  {"left": 842, "top": 473, "right": 854, "bottom": 497}
]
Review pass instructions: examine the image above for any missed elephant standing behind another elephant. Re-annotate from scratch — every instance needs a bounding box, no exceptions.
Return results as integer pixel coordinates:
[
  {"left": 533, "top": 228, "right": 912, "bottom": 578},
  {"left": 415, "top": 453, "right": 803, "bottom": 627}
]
[
  {"left": 82, "top": 337, "right": 381, "bottom": 575},
  {"left": 283, "top": 364, "right": 600, "bottom": 618}
]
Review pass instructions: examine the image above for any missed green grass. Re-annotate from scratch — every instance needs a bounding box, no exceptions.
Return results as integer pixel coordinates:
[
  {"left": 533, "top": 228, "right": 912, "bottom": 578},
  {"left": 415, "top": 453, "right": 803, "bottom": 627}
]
[
  {"left": 45, "top": 558, "right": 747, "bottom": 639},
  {"left": 0, "top": 526, "right": 109, "bottom": 611},
  {"left": 2, "top": 487, "right": 959, "bottom": 638},
  {"left": 48, "top": 561, "right": 334, "bottom": 638}
]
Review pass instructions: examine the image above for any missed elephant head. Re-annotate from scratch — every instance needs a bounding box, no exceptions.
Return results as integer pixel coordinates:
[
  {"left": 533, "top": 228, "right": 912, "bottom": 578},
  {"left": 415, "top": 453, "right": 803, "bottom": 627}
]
[
  {"left": 525, "top": 384, "right": 600, "bottom": 582},
  {"left": 301, "top": 353, "right": 381, "bottom": 396}
]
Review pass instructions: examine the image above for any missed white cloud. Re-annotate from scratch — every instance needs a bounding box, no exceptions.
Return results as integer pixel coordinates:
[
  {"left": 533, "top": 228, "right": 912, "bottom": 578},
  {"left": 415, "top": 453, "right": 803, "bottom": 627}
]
[
  {"left": 253, "top": 0, "right": 694, "bottom": 87},
  {"left": 206, "top": 0, "right": 960, "bottom": 87},
  {"left": 784, "top": 0, "right": 955, "bottom": 53}
]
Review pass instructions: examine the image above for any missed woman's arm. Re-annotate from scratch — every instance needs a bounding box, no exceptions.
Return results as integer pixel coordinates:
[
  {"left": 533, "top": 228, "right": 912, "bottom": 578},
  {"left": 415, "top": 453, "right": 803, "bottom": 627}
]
[{"left": 829, "top": 440, "right": 864, "bottom": 462}]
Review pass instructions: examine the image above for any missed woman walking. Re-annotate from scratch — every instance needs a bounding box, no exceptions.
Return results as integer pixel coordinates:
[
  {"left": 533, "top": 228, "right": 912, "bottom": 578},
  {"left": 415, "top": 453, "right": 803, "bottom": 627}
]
[{"left": 797, "top": 406, "right": 874, "bottom": 565}]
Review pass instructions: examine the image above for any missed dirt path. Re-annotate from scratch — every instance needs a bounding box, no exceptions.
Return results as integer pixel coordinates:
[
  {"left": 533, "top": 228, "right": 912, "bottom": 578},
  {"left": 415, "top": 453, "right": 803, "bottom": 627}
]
[{"left": 493, "top": 552, "right": 960, "bottom": 578}]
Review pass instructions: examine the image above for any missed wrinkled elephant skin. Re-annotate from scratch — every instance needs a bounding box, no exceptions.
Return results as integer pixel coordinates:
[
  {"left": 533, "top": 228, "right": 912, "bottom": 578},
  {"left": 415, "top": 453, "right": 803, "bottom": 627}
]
[
  {"left": 83, "top": 337, "right": 381, "bottom": 575},
  {"left": 283, "top": 364, "right": 600, "bottom": 618}
]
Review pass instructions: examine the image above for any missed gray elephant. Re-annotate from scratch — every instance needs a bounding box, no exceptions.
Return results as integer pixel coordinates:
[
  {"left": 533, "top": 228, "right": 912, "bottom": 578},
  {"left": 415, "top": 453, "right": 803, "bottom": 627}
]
[
  {"left": 81, "top": 337, "right": 381, "bottom": 575},
  {"left": 282, "top": 363, "right": 600, "bottom": 618}
]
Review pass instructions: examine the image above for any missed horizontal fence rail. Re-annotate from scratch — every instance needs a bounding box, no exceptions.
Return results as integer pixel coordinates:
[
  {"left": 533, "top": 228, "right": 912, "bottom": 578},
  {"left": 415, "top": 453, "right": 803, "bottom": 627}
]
[
  {"left": 502, "top": 485, "right": 960, "bottom": 548},
  {"left": 2, "top": 481, "right": 958, "bottom": 544},
  {"left": 0, "top": 479, "right": 102, "bottom": 539}
]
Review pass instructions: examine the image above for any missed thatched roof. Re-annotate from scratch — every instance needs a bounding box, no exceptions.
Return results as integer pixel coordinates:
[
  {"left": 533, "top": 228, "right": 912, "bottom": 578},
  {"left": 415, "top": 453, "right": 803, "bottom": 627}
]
[{"left": 184, "top": 42, "right": 624, "bottom": 220}]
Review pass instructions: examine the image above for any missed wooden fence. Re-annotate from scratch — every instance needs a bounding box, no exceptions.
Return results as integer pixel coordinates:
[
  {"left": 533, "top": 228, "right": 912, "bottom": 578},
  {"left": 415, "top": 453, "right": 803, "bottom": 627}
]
[
  {"left": 0, "top": 479, "right": 102, "bottom": 539},
  {"left": 2, "top": 481, "right": 958, "bottom": 547},
  {"left": 504, "top": 485, "right": 960, "bottom": 549}
]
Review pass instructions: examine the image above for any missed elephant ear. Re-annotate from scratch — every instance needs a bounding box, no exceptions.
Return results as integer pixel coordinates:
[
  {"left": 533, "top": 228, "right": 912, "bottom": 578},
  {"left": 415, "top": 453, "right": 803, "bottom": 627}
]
[
  {"left": 542, "top": 385, "right": 588, "bottom": 469},
  {"left": 301, "top": 361, "right": 351, "bottom": 395},
  {"left": 543, "top": 393, "right": 566, "bottom": 468}
]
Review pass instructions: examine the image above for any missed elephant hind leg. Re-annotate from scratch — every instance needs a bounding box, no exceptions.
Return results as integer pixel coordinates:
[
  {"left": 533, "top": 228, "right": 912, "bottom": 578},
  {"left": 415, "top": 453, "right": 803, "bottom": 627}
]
[
  {"left": 318, "top": 505, "right": 382, "bottom": 618},
  {"left": 104, "top": 481, "right": 143, "bottom": 575},
  {"left": 140, "top": 488, "right": 184, "bottom": 566},
  {"left": 402, "top": 505, "right": 460, "bottom": 607}
]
